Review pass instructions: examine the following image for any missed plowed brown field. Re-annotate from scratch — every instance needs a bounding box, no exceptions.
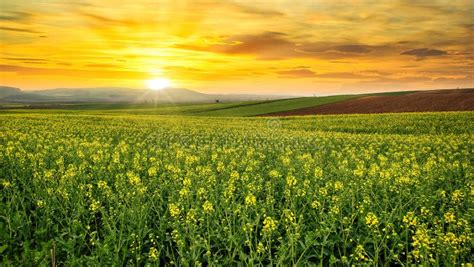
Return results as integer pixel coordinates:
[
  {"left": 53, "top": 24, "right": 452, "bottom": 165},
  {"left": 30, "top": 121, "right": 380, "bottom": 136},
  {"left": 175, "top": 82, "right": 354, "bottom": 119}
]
[{"left": 262, "top": 89, "right": 474, "bottom": 116}]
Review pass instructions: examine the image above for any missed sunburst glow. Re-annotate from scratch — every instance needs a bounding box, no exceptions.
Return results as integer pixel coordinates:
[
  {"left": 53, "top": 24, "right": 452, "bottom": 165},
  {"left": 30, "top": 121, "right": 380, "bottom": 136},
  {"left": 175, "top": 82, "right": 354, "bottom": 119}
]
[{"left": 146, "top": 78, "right": 171, "bottom": 91}]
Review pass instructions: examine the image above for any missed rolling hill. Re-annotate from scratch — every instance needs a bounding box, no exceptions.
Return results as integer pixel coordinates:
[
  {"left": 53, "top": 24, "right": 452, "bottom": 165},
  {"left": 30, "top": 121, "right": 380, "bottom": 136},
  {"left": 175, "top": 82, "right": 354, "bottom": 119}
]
[
  {"left": 1, "top": 87, "right": 473, "bottom": 117},
  {"left": 261, "top": 88, "right": 474, "bottom": 116},
  {"left": 191, "top": 95, "right": 359, "bottom": 117},
  {"left": 0, "top": 86, "right": 22, "bottom": 98}
]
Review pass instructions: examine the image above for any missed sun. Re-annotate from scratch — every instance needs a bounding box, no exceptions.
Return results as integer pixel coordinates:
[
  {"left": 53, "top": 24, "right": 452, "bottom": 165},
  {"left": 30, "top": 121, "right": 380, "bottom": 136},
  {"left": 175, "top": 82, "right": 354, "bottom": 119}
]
[{"left": 146, "top": 78, "right": 171, "bottom": 90}]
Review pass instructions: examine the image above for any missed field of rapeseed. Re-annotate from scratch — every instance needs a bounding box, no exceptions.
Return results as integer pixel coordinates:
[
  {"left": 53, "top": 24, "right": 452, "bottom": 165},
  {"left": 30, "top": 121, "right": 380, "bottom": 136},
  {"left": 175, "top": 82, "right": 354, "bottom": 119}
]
[{"left": 0, "top": 112, "right": 472, "bottom": 265}]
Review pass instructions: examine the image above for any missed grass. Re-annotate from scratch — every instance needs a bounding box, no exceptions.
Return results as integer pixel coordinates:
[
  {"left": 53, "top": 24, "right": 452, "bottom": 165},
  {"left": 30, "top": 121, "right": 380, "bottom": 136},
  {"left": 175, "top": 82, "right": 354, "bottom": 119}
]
[
  {"left": 190, "top": 95, "right": 358, "bottom": 116},
  {"left": 0, "top": 95, "right": 358, "bottom": 117},
  {"left": 363, "top": 90, "right": 420, "bottom": 96},
  {"left": 0, "top": 102, "right": 259, "bottom": 116}
]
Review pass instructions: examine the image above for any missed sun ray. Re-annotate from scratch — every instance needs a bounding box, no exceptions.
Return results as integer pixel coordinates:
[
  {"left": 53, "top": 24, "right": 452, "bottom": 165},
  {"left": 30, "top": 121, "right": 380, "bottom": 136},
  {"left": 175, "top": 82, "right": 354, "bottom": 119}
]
[{"left": 146, "top": 78, "right": 171, "bottom": 90}]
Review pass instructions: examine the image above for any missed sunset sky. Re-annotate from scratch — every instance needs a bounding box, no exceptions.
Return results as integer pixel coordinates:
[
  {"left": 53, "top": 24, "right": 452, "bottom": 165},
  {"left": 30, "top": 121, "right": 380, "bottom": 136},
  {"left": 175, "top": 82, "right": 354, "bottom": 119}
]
[{"left": 0, "top": 0, "right": 473, "bottom": 95}]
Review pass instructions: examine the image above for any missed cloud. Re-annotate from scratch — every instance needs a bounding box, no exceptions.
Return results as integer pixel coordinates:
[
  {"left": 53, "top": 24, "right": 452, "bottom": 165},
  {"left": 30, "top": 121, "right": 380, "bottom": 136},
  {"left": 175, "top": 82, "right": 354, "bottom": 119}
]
[
  {"left": 164, "top": 66, "right": 203, "bottom": 72},
  {"left": 85, "top": 63, "right": 123, "bottom": 68},
  {"left": 0, "top": 26, "right": 41, "bottom": 34},
  {"left": 0, "top": 11, "right": 34, "bottom": 22},
  {"left": 3, "top": 57, "right": 49, "bottom": 65},
  {"left": 355, "top": 76, "right": 433, "bottom": 84},
  {"left": 464, "top": 23, "right": 474, "bottom": 32},
  {"left": 173, "top": 32, "right": 295, "bottom": 60},
  {"left": 3, "top": 57, "right": 48, "bottom": 62},
  {"left": 360, "top": 70, "right": 390, "bottom": 76},
  {"left": 227, "top": 2, "right": 284, "bottom": 17},
  {"left": 214, "top": 32, "right": 293, "bottom": 55},
  {"left": 432, "top": 75, "right": 474, "bottom": 84},
  {"left": 276, "top": 68, "right": 316, "bottom": 78},
  {"left": 81, "top": 12, "right": 135, "bottom": 26},
  {"left": 315, "top": 72, "right": 369, "bottom": 79},
  {"left": 401, "top": 48, "right": 447, "bottom": 58},
  {"left": 174, "top": 32, "right": 398, "bottom": 60},
  {"left": 331, "top": 45, "right": 372, "bottom": 54},
  {"left": 0, "top": 64, "right": 147, "bottom": 80},
  {"left": 0, "top": 64, "right": 39, "bottom": 73},
  {"left": 276, "top": 69, "right": 382, "bottom": 80}
]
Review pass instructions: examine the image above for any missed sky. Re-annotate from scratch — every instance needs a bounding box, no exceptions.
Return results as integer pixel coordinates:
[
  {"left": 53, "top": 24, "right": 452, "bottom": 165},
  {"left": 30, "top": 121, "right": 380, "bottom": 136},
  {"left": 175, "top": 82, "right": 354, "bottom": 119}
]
[{"left": 0, "top": 0, "right": 473, "bottom": 95}]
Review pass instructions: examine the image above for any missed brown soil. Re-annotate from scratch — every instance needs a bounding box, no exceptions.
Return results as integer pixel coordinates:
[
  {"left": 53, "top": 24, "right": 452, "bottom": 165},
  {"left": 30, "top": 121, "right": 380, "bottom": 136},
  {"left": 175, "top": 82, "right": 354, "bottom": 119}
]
[{"left": 263, "top": 89, "right": 474, "bottom": 116}]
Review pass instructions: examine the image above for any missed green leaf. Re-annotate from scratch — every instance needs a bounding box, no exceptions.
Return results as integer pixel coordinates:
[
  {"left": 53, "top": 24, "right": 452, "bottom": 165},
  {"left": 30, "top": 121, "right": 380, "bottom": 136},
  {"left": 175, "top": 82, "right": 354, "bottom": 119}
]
[{"left": 0, "top": 244, "right": 8, "bottom": 254}]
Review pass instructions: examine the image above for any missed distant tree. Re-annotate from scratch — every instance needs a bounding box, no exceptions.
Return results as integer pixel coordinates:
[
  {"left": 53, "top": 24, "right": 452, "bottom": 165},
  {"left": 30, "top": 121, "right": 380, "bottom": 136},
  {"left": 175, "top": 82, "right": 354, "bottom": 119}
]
[{"left": 215, "top": 99, "right": 220, "bottom": 103}]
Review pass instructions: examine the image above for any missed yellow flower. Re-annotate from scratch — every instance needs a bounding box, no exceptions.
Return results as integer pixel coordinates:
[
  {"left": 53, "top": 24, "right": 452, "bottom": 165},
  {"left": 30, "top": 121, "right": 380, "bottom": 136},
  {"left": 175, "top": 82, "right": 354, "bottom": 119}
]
[
  {"left": 216, "top": 162, "right": 225, "bottom": 172},
  {"left": 334, "top": 181, "right": 343, "bottom": 191},
  {"left": 97, "top": 180, "right": 108, "bottom": 189},
  {"left": 354, "top": 244, "right": 368, "bottom": 261},
  {"left": 186, "top": 208, "right": 197, "bottom": 224},
  {"left": 89, "top": 199, "right": 100, "bottom": 213},
  {"left": 36, "top": 200, "right": 45, "bottom": 208},
  {"left": 269, "top": 170, "right": 280, "bottom": 179},
  {"left": 230, "top": 171, "right": 240, "bottom": 181},
  {"left": 444, "top": 211, "right": 456, "bottom": 223},
  {"left": 412, "top": 227, "right": 431, "bottom": 261},
  {"left": 311, "top": 200, "right": 321, "bottom": 209},
  {"left": 451, "top": 190, "right": 463, "bottom": 203},
  {"left": 243, "top": 222, "right": 253, "bottom": 233},
  {"left": 203, "top": 200, "right": 214, "bottom": 214},
  {"left": 127, "top": 171, "right": 141, "bottom": 185},
  {"left": 353, "top": 168, "right": 364, "bottom": 177},
  {"left": 148, "top": 167, "right": 157, "bottom": 177},
  {"left": 438, "top": 190, "right": 446, "bottom": 198},
  {"left": 396, "top": 176, "right": 412, "bottom": 185},
  {"left": 148, "top": 247, "right": 159, "bottom": 262},
  {"left": 330, "top": 206, "right": 340, "bottom": 215},
  {"left": 171, "top": 229, "right": 180, "bottom": 243},
  {"left": 262, "top": 216, "right": 277, "bottom": 234},
  {"left": 443, "top": 232, "right": 459, "bottom": 247},
  {"left": 179, "top": 187, "right": 190, "bottom": 198},
  {"left": 224, "top": 183, "right": 235, "bottom": 200},
  {"left": 403, "top": 212, "right": 417, "bottom": 227},
  {"left": 197, "top": 187, "right": 206, "bottom": 199},
  {"left": 256, "top": 242, "right": 265, "bottom": 254},
  {"left": 286, "top": 174, "right": 297, "bottom": 187},
  {"left": 1, "top": 180, "right": 12, "bottom": 188},
  {"left": 421, "top": 207, "right": 430, "bottom": 216},
  {"left": 319, "top": 187, "right": 328, "bottom": 196},
  {"left": 245, "top": 194, "right": 256, "bottom": 207},
  {"left": 283, "top": 209, "right": 296, "bottom": 224},
  {"left": 365, "top": 212, "right": 379, "bottom": 228},
  {"left": 182, "top": 178, "right": 191, "bottom": 186},
  {"left": 314, "top": 167, "right": 323, "bottom": 179},
  {"left": 168, "top": 203, "right": 181, "bottom": 218}
]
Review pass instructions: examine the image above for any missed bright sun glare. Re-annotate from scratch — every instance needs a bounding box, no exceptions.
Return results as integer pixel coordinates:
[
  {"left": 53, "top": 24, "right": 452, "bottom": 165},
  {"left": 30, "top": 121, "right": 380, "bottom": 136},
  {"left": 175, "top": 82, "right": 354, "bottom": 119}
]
[{"left": 146, "top": 78, "right": 171, "bottom": 90}]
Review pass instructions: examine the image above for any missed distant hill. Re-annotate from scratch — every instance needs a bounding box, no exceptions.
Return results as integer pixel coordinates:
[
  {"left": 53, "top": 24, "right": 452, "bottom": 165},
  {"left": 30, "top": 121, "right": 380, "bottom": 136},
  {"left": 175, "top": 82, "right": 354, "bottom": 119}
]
[
  {"left": 0, "top": 86, "right": 22, "bottom": 98},
  {"left": 0, "top": 87, "right": 292, "bottom": 104}
]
